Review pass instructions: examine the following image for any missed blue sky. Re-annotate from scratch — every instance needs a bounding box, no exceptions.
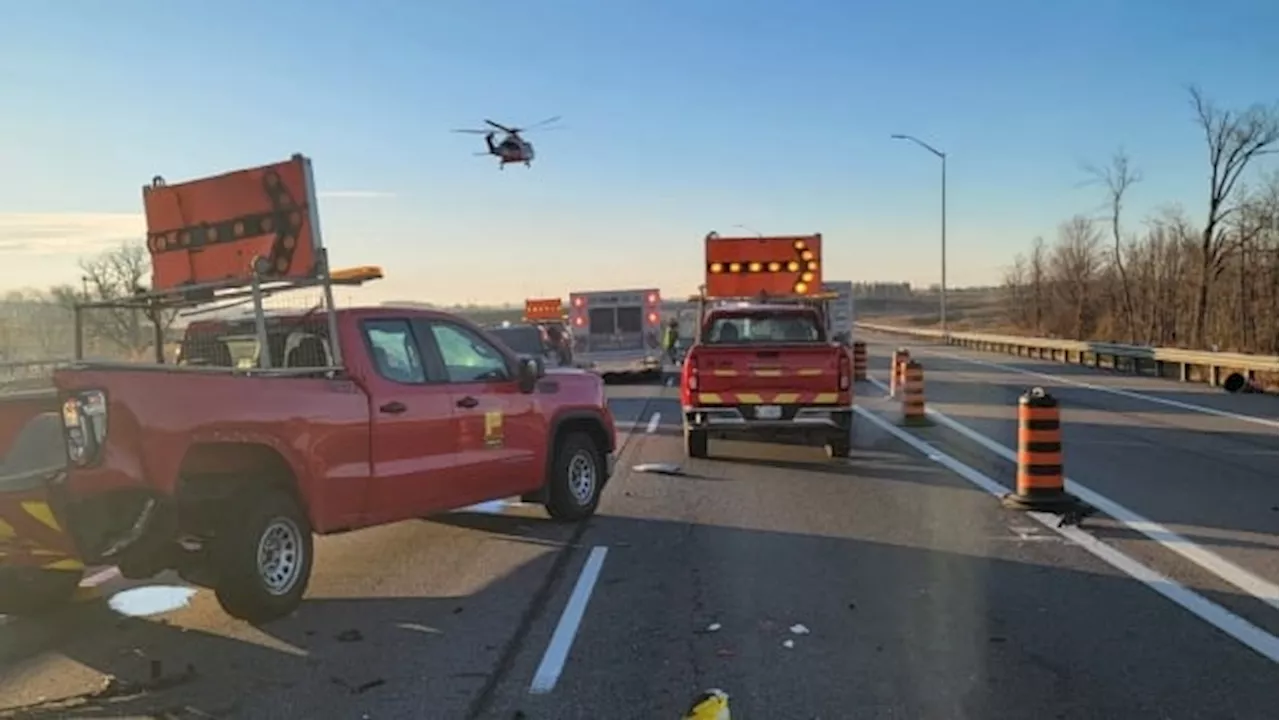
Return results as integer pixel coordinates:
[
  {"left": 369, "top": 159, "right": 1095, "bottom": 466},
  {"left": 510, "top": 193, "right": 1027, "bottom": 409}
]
[{"left": 1, "top": 0, "right": 1275, "bottom": 304}]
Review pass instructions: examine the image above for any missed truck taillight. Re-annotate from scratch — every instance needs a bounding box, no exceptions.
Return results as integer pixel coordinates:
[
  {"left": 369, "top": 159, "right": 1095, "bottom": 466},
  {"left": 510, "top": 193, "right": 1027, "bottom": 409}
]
[
  {"left": 573, "top": 316, "right": 585, "bottom": 327},
  {"left": 62, "top": 389, "right": 108, "bottom": 466},
  {"left": 683, "top": 353, "right": 699, "bottom": 392},
  {"left": 573, "top": 296, "right": 586, "bottom": 308},
  {"left": 647, "top": 292, "right": 658, "bottom": 304},
  {"left": 838, "top": 351, "right": 851, "bottom": 391},
  {"left": 647, "top": 312, "right": 659, "bottom": 324}
]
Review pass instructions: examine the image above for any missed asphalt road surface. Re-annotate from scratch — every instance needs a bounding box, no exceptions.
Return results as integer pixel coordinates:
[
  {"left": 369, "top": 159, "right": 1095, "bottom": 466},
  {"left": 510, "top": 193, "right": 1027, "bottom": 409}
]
[{"left": 0, "top": 361, "right": 1275, "bottom": 719}]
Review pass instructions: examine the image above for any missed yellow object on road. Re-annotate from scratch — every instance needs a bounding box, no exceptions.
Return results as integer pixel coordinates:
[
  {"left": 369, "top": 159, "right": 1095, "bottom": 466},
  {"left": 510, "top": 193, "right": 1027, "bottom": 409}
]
[{"left": 683, "top": 688, "right": 730, "bottom": 720}]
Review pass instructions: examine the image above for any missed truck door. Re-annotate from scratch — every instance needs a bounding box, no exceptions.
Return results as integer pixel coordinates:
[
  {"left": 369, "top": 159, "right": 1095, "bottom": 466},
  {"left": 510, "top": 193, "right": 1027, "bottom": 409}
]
[
  {"left": 416, "top": 319, "right": 541, "bottom": 505},
  {"left": 359, "top": 318, "right": 458, "bottom": 524}
]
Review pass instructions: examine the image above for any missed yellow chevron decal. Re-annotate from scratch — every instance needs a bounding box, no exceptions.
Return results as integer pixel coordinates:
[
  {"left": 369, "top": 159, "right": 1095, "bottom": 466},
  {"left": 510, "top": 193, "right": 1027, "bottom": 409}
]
[
  {"left": 45, "top": 557, "right": 85, "bottom": 571},
  {"left": 750, "top": 369, "right": 782, "bottom": 377},
  {"left": 735, "top": 393, "right": 764, "bottom": 404},
  {"left": 0, "top": 518, "right": 14, "bottom": 539},
  {"left": 712, "top": 369, "right": 738, "bottom": 377},
  {"left": 811, "top": 393, "right": 840, "bottom": 403},
  {"left": 22, "top": 501, "right": 62, "bottom": 532},
  {"left": 772, "top": 393, "right": 800, "bottom": 404},
  {"left": 697, "top": 393, "right": 724, "bottom": 404},
  {"left": 797, "top": 368, "right": 823, "bottom": 376}
]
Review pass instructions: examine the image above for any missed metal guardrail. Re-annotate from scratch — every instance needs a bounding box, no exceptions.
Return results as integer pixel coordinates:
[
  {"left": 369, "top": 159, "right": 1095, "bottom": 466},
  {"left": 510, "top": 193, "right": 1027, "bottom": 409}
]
[{"left": 855, "top": 322, "right": 1279, "bottom": 388}]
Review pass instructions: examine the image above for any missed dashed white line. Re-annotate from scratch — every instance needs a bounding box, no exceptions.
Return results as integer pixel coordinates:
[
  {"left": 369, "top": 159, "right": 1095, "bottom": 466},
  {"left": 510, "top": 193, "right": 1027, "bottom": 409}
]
[
  {"left": 865, "top": 375, "right": 1280, "bottom": 609},
  {"left": 645, "top": 411, "right": 661, "bottom": 434},
  {"left": 529, "top": 545, "right": 609, "bottom": 694},
  {"left": 853, "top": 405, "right": 1279, "bottom": 664}
]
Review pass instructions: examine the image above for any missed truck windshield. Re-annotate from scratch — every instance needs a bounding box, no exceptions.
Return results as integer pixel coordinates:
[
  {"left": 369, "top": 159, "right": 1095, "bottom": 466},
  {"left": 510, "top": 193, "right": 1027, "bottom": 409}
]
[{"left": 704, "top": 311, "right": 824, "bottom": 344}]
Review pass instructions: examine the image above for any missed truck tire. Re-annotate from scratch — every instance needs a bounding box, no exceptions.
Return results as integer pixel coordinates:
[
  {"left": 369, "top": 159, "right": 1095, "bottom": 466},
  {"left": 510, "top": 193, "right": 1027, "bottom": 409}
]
[
  {"left": 0, "top": 567, "right": 82, "bottom": 615},
  {"left": 544, "top": 431, "right": 604, "bottom": 522},
  {"left": 210, "top": 488, "right": 313, "bottom": 624},
  {"left": 685, "top": 426, "right": 708, "bottom": 458}
]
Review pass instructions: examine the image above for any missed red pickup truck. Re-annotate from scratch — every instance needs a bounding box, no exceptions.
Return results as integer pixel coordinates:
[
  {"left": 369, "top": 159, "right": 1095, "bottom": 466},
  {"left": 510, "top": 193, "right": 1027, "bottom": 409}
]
[
  {"left": 680, "top": 301, "right": 853, "bottom": 459},
  {"left": 0, "top": 306, "right": 616, "bottom": 622}
]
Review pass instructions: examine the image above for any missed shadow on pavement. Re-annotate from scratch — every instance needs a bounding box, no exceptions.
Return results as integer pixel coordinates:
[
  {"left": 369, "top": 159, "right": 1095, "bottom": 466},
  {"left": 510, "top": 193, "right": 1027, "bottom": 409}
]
[{"left": 0, "top": 504, "right": 1273, "bottom": 720}]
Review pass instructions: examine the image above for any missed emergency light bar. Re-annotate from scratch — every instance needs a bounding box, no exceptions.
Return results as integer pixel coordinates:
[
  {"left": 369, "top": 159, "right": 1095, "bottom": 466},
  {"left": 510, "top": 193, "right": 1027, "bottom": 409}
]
[
  {"left": 329, "top": 266, "right": 384, "bottom": 284},
  {"left": 703, "top": 232, "right": 823, "bottom": 298}
]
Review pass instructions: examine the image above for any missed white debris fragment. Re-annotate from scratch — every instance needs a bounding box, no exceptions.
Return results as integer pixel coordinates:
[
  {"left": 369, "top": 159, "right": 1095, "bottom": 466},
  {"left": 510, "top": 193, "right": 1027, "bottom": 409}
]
[
  {"left": 782, "top": 639, "right": 795, "bottom": 649},
  {"left": 707, "top": 622, "right": 722, "bottom": 632},
  {"left": 789, "top": 623, "right": 810, "bottom": 635}
]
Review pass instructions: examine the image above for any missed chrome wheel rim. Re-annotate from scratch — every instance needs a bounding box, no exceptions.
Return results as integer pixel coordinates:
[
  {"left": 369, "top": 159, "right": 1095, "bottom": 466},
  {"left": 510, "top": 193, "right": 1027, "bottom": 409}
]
[
  {"left": 568, "top": 451, "right": 597, "bottom": 505},
  {"left": 257, "top": 518, "right": 303, "bottom": 596}
]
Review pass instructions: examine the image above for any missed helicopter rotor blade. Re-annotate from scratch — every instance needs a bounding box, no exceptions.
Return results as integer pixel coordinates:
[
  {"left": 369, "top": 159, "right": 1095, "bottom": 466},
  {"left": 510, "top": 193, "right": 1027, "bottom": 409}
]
[
  {"left": 525, "top": 115, "right": 562, "bottom": 129},
  {"left": 451, "top": 128, "right": 491, "bottom": 134},
  {"left": 484, "top": 119, "right": 517, "bottom": 134}
]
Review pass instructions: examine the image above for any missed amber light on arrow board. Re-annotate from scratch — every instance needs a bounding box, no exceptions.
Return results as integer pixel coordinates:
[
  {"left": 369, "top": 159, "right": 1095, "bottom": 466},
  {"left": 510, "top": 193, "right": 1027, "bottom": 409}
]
[
  {"left": 524, "top": 297, "right": 564, "bottom": 321},
  {"left": 703, "top": 233, "right": 823, "bottom": 298}
]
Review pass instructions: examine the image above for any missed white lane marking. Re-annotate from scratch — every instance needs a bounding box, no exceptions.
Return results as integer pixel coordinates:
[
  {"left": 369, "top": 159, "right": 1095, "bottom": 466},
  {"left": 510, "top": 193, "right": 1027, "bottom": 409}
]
[
  {"left": 866, "top": 375, "right": 1280, "bottom": 609},
  {"left": 854, "top": 405, "right": 1279, "bottom": 664},
  {"left": 924, "top": 347, "right": 1278, "bottom": 429},
  {"left": 645, "top": 411, "right": 661, "bottom": 434},
  {"left": 529, "top": 545, "right": 609, "bottom": 694}
]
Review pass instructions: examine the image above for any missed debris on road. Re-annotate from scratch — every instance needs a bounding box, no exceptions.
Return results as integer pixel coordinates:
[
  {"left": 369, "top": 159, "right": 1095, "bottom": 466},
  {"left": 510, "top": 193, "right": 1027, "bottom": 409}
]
[
  {"left": 705, "top": 622, "right": 722, "bottom": 632},
  {"left": 782, "top": 639, "right": 795, "bottom": 649},
  {"left": 632, "top": 462, "right": 687, "bottom": 476},
  {"left": 335, "top": 628, "right": 364, "bottom": 643},
  {"left": 789, "top": 623, "right": 810, "bottom": 635},
  {"left": 682, "top": 688, "right": 730, "bottom": 720}
]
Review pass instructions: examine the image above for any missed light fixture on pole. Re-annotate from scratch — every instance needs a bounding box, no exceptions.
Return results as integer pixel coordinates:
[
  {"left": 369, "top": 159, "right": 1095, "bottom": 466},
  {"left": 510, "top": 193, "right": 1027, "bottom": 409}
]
[{"left": 890, "top": 133, "right": 948, "bottom": 338}]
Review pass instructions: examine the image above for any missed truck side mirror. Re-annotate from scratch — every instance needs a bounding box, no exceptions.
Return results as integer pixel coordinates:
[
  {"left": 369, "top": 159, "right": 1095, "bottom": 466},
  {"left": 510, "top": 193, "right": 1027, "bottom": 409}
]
[{"left": 517, "top": 355, "right": 543, "bottom": 392}]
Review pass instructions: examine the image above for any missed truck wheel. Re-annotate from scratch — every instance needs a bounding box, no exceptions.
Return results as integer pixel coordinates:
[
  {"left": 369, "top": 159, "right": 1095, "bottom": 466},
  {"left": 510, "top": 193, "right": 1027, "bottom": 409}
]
[
  {"left": 0, "top": 567, "right": 83, "bottom": 615},
  {"left": 825, "top": 433, "right": 851, "bottom": 459},
  {"left": 685, "top": 426, "right": 708, "bottom": 458},
  {"left": 211, "top": 488, "right": 313, "bottom": 624},
  {"left": 545, "top": 431, "right": 604, "bottom": 522}
]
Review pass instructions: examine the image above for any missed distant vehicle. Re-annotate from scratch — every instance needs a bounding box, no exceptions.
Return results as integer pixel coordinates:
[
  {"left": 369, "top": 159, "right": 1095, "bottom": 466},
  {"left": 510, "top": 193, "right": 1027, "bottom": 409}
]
[
  {"left": 451, "top": 117, "right": 562, "bottom": 169},
  {"left": 821, "top": 281, "right": 855, "bottom": 345},
  {"left": 568, "top": 288, "right": 664, "bottom": 380},
  {"left": 486, "top": 322, "right": 571, "bottom": 367}
]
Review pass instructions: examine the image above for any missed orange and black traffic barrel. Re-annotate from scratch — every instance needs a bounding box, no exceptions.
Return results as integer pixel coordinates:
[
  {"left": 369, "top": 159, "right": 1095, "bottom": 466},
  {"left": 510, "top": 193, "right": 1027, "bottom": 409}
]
[
  {"left": 1001, "top": 387, "right": 1087, "bottom": 515},
  {"left": 852, "top": 341, "right": 867, "bottom": 381},
  {"left": 900, "top": 360, "right": 927, "bottom": 425}
]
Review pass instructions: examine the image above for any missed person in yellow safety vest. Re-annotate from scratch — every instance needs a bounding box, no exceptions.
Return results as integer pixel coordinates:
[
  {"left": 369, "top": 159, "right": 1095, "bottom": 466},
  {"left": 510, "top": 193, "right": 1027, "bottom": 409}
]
[{"left": 662, "top": 318, "right": 680, "bottom": 364}]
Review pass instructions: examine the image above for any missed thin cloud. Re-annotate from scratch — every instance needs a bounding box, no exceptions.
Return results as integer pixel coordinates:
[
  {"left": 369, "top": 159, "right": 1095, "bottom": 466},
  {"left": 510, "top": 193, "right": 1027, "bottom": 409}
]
[
  {"left": 317, "top": 190, "right": 397, "bottom": 199},
  {"left": 0, "top": 213, "right": 146, "bottom": 257}
]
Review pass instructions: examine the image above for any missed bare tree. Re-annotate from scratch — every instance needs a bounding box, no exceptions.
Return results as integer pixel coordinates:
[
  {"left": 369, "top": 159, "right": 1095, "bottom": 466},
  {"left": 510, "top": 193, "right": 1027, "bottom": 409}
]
[
  {"left": 1049, "top": 215, "right": 1104, "bottom": 338},
  {"left": 75, "top": 242, "right": 176, "bottom": 357},
  {"left": 1084, "top": 149, "right": 1142, "bottom": 342},
  {"left": 1028, "top": 236, "right": 1046, "bottom": 334},
  {"left": 1187, "top": 86, "right": 1278, "bottom": 346}
]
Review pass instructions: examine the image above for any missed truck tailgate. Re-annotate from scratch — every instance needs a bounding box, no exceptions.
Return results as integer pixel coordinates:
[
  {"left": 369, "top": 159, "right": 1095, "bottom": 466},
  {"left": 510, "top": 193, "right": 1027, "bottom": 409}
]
[{"left": 696, "top": 344, "right": 840, "bottom": 399}]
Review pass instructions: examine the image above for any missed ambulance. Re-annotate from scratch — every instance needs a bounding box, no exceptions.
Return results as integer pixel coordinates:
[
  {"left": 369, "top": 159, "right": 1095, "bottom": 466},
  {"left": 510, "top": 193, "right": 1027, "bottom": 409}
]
[{"left": 567, "top": 288, "right": 664, "bottom": 379}]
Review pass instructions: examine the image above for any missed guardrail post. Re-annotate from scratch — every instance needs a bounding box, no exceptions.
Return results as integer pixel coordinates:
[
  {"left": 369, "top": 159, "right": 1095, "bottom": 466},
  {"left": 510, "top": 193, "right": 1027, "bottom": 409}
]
[
  {"left": 900, "top": 360, "right": 928, "bottom": 425},
  {"left": 852, "top": 341, "right": 867, "bottom": 381},
  {"left": 1001, "top": 387, "right": 1089, "bottom": 517}
]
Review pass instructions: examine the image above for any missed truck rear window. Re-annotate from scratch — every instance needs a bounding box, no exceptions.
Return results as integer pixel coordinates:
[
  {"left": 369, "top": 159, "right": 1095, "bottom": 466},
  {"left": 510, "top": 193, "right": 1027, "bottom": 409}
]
[{"left": 704, "top": 312, "right": 824, "bottom": 344}]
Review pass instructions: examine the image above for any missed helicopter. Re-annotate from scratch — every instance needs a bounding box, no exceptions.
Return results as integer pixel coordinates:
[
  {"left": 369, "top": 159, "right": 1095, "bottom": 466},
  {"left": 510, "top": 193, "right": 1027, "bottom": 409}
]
[{"left": 451, "top": 117, "right": 562, "bottom": 169}]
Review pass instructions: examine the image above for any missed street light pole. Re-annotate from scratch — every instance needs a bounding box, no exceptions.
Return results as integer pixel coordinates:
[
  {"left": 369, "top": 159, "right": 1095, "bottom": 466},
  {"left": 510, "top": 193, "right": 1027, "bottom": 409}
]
[{"left": 890, "top": 134, "right": 948, "bottom": 337}]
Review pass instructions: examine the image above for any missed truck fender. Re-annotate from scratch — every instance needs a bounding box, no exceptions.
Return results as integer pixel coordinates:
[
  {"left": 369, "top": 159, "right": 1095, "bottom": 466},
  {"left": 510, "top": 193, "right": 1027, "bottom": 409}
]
[{"left": 532, "top": 407, "right": 613, "bottom": 501}]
